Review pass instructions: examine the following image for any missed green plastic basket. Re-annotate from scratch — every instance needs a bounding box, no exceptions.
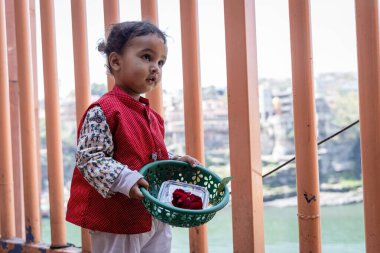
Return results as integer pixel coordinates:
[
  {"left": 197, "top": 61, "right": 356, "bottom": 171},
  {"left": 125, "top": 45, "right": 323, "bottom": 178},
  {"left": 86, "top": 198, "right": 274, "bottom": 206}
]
[{"left": 139, "top": 160, "right": 230, "bottom": 228}]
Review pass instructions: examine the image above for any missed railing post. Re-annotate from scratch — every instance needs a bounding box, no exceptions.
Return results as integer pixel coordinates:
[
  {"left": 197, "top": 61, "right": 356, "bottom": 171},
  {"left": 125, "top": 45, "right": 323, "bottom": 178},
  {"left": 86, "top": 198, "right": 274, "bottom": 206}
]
[
  {"left": 30, "top": 0, "right": 42, "bottom": 210},
  {"left": 5, "top": 0, "right": 25, "bottom": 239},
  {"left": 39, "top": 0, "right": 67, "bottom": 247},
  {"left": 71, "top": 0, "right": 92, "bottom": 251},
  {"left": 288, "top": 1, "right": 322, "bottom": 252},
  {"left": 141, "top": 0, "right": 164, "bottom": 116},
  {"left": 103, "top": 0, "right": 119, "bottom": 91},
  {"left": 14, "top": 0, "right": 41, "bottom": 243},
  {"left": 354, "top": 1, "right": 380, "bottom": 252},
  {"left": 0, "top": 0, "right": 16, "bottom": 239},
  {"left": 224, "top": 0, "right": 265, "bottom": 252},
  {"left": 179, "top": 1, "right": 208, "bottom": 252}
]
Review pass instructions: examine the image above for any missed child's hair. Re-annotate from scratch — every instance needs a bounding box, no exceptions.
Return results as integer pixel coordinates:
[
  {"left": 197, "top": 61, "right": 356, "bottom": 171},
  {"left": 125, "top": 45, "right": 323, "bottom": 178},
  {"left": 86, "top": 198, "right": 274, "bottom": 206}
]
[{"left": 98, "top": 21, "right": 167, "bottom": 74}]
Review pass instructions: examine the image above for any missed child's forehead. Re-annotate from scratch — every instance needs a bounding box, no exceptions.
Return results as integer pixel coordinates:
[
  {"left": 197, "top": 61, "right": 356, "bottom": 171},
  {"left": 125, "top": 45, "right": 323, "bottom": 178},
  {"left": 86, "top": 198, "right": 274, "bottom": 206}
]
[{"left": 125, "top": 34, "right": 167, "bottom": 54}]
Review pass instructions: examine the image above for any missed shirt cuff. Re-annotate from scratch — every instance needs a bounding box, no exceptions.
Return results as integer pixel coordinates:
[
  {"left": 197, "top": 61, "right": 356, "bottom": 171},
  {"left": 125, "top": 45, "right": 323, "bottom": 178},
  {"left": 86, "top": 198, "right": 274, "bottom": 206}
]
[
  {"left": 110, "top": 168, "right": 144, "bottom": 198},
  {"left": 168, "top": 152, "right": 181, "bottom": 160}
]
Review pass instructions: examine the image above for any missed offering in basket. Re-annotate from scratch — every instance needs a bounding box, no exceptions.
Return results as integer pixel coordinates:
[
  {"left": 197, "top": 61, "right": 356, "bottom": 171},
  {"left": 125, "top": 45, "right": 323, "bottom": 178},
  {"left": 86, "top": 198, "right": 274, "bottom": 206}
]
[{"left": 157, "top": 180, "right": 210, "bottom": 210}]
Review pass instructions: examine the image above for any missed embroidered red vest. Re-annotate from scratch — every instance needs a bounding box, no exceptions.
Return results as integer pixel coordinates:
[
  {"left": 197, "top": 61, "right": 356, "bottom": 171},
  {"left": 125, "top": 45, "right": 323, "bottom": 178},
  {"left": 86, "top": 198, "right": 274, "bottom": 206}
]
[{"left": 66, "top": 86, "right": 169, "bottom": 234}]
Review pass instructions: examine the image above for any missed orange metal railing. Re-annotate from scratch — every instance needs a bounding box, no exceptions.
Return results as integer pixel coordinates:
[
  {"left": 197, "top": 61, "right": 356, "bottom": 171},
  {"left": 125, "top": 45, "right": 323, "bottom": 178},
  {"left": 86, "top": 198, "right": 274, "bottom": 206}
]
[
  {"left": 180, "top": 1, "right": 208, "bottom": 252},
  {"left": 288, "top": 1, "right": 322, "bottom": 252},
  {"left": 14, "top": 0, "right": 41, "bottom": 243},
  {"left": 40, "top": 0, "right": 67, "bottom": 247},
  {"left": 5, "top": 0, "right": 25, "bottom": 240},
  {"left": 103, "top": 0, "right": 119, "bottom": 91},
  {"left": 355, "top": 1, "right": 380, "bottom": 252},
  {"left": 0, "top": 0, "right": 16, "bottom": 239},
  {"left": 224, "top": 1, "right": 265, "bottom": 251},
  {"left": 70, "top": 0, "right": 92, "bottom": 251}
]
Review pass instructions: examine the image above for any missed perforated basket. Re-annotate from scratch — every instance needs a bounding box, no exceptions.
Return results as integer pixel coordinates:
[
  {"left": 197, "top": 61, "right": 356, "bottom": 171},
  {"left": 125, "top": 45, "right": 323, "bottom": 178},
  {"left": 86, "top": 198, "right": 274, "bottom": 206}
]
[{"left": 139, "top": 160, "right": 230, "bottom": 228}]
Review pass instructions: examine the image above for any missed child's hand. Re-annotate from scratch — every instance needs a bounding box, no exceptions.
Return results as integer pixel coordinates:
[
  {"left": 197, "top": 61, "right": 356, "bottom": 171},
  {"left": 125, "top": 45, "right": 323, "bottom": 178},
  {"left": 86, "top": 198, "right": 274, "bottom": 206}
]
[
  {"left": 176, "top": 155, "right": 202, "bottom": 168},
  {"left": 129, "top": 178, "right": 149, "bottom": 200}
]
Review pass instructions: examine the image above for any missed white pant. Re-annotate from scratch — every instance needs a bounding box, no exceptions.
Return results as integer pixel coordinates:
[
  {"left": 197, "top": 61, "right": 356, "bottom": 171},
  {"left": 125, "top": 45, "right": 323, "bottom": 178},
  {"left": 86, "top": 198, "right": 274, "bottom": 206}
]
[{"left": 90, "top": 219, "right": 172, "bottom": 253}]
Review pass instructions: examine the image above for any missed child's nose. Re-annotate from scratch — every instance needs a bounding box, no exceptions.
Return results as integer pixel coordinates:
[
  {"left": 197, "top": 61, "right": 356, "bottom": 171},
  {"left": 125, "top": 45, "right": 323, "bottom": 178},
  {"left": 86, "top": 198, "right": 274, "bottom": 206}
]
[{"left": 150, "top": 64, "right": 159, "bottom": 73}]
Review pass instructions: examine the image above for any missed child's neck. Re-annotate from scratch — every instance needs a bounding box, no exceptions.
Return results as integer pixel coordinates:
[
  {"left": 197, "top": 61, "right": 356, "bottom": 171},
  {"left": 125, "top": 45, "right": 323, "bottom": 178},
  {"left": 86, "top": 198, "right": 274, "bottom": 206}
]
[{"left": 116, "top": 84, "right": 141, "bottom": 101}]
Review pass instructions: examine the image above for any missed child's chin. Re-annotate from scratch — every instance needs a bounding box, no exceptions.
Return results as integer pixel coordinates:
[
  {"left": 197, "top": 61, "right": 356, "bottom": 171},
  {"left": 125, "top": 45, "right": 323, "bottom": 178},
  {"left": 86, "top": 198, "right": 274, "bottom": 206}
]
[{"left": 145, "top": 86, "right": 156, "bottom": 93}]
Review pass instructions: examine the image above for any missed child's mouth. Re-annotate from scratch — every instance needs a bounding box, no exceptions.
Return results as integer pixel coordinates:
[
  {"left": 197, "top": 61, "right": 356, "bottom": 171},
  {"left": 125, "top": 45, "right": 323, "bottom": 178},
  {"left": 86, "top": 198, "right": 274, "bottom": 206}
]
[{"left": 146, "top": 77, "right": 157, "bottom": 85}]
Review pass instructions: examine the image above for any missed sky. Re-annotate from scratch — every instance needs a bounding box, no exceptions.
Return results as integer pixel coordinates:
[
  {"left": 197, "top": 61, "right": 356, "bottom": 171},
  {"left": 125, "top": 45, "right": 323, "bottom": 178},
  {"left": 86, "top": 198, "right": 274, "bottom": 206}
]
[{"left": 34, "top": 0, "right": 358, "bottom": 98}]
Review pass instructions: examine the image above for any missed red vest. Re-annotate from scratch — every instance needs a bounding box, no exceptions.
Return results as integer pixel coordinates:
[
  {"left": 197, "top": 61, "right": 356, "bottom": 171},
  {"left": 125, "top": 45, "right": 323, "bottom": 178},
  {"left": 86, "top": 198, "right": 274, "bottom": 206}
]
[{"left": 66, "top": 86, "right": 169, "bottom": 234}]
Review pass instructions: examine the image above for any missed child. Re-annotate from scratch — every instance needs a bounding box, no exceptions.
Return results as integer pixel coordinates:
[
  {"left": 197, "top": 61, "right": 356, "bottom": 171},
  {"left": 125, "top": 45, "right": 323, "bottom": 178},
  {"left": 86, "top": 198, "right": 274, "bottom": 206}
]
[{"left": 66, "top": 21, "right": 200, "bottom": 253}]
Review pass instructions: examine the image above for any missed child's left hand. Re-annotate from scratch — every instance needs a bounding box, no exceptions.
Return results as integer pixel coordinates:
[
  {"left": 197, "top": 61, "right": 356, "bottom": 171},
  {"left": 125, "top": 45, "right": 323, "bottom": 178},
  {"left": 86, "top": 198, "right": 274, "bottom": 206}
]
[{"left": 175, "top": 155, "right": 202, "bottom": 168}]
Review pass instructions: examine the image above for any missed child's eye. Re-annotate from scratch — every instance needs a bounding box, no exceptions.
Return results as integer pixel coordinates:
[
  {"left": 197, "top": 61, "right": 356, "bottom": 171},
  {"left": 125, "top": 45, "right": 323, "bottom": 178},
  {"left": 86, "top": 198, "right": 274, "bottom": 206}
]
[
  {"left": 142, "top": 54, "right": 151, "bottom": 61},
  {"left": 158, "top": 60, "right": 165, "bottom": 67}
]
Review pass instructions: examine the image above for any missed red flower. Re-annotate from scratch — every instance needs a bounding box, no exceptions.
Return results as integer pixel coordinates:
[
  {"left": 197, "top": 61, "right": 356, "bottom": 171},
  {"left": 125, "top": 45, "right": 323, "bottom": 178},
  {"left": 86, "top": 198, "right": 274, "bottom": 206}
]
[{"left": 172, "top": 189, "right": 203, "bottom": 210}]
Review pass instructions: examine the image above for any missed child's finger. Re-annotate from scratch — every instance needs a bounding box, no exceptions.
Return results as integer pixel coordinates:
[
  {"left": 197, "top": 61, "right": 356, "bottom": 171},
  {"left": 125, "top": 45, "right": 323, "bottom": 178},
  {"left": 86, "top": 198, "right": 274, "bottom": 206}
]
[
  {"left": 130, "top": 186, "right": 144, "bottom": 200},
  {"left": 190, "top": 158, "right": 201, "bottom": 167},
  {"left": 138, "top": 178, "right": 149, "bottom": 189},
  {"left": 178, "top": 155, "right": 202, "bottom": 167},
  {"left": 135, "top": 189, "right": 144, "bottom": 199}
]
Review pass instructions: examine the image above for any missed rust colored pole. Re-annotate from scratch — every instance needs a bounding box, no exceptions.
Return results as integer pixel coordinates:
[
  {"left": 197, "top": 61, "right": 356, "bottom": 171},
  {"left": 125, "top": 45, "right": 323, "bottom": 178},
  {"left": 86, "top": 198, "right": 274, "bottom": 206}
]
[
  {"left": 103, "top": 0, "right": 119, "bottom": 91},
  {"left": 71, "top": 0, "right": 91, "bottom": 126},
  {"left": 354, "top": 1, "right": 380, "bottom": 252},
  {"left": 40, "top": 0, "right": 67, "bottom": 247},
  {"left": 288, "top": 1, "right": 322, "bottom": 252},
  {"left": 0, "top": 0, "right": 16, "bottom": 239},
  {"left": 14, "top": 0, "right": 41, "bottom": 243},
  {"left": 71, "top": 0, "right": 92, "bottom": 251},
  {"left": 224, "top": 0, "right": 265, "bottom": 252},
  {"left": 29, "top": 0, "right": 42, "bottom": 211},
  {"left": 5, "top": 0, "right": 25, "bottom": 239},
  {"left": 179, "top": 1, "right": 208, "bottom": 252},
  {"left": 141, "top": 0, "right": 164, "bottom": 116}
]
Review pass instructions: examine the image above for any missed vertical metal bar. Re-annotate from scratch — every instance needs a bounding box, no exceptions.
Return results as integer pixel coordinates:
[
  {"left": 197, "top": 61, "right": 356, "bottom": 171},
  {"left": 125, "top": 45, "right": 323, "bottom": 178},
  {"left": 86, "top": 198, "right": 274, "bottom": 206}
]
[
  {"left": 29, "top": 0, "right": 41, "bottom": 208},
  {"left": 141, "top": 0, "right": 158, "bottom": 22},
  {"left": 103, "top": 0, "right": 119, "bottom": 91},
  {"left": 71, "top": 0, "right": 92, "bottom": 251},
  {"left": 179, "top": 1, "right": 208, "bottom": 252},
  {"left": 39, "top": 0, "right": 67, "bottom": 247},
  {"left": 141, "top": 0, "right": 164, "bottom": 116},
  {"left": 224, "top": 0, "right": 265, "bottom": 252},
  {"left": 0, "top": 0, "right": 16, "bottom": 239},
  {"left": 5, "top": 0, "right": 25, "bottom": 239},
  {"left": 13, "top": 0, "right": 41, "bottom": 243},
  {"left": 288, "top": 1, "right": 322, "bottom": 252},
  {"left": 71, "top": 0, "right": 92, "bottom": 125},
  {"left": 354, "top": 1, "right": 380, "bottom": 252}
]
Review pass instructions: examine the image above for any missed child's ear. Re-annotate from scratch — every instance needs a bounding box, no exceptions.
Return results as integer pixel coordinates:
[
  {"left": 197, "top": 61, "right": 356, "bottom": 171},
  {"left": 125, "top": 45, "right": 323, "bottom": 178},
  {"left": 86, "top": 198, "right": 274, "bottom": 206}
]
[{"left": 109, "top": 52, "right": 121, "bottom": 72}]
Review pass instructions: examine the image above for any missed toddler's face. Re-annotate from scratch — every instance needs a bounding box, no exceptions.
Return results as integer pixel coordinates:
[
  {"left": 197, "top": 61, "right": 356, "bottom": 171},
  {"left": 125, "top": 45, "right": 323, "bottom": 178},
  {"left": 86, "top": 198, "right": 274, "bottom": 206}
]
[{"left": 115, "top": 34, "right": 167, "bottom": 99}]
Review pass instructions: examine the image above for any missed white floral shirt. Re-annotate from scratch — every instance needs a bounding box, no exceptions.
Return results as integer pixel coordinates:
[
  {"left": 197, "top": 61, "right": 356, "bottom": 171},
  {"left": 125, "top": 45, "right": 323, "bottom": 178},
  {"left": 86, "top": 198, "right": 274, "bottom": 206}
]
[{"left": 76, "top": 106, "right": 175, "bottom": 198}]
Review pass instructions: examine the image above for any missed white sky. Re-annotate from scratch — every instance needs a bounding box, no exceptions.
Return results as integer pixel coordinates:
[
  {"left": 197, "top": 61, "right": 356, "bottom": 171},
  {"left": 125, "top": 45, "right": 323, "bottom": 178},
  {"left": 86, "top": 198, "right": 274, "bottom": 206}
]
[{"left": 34, "top": 0, "right": 358, "bottom": 98}]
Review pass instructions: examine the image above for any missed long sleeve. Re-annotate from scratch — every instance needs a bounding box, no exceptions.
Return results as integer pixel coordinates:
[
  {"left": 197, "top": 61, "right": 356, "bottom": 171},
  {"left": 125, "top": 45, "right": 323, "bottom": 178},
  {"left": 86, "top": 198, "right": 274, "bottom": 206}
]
[
  {"left": 168, "top": 152, "right": 180, "bottom": 160},
  {"left": 76, "top": 106, "right": 142, "bottom": 198}
]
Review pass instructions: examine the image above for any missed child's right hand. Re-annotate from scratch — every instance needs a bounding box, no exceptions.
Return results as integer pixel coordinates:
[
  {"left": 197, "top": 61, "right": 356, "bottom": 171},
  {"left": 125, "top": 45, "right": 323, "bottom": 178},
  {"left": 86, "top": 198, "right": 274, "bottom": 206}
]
[{"left": 129, "top": 178, "right": 149, "bottom": 200}]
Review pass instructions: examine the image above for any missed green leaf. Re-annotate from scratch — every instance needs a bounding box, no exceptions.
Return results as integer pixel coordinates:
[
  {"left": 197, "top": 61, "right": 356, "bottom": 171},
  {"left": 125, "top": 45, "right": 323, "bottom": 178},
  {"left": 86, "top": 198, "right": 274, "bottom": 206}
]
[{"left": 216, "top": 176, "right": 233, "bottom": 195}]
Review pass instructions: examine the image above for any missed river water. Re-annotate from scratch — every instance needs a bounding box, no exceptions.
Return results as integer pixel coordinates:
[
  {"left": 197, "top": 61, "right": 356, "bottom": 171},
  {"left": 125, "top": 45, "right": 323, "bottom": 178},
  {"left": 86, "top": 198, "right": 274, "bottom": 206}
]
[{"left": 42, "top": 203, "right": 365, "bottom": 252}]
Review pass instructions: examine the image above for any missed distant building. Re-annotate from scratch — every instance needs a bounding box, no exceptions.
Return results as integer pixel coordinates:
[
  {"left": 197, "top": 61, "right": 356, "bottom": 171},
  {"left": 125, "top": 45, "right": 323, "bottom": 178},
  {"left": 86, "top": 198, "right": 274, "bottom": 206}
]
[
  {"left": 269, "top": 88, "right": 295, "bottom": 157},
  {"left": 259, "top": 83, "right": 273, "bottom": 120},
  {"left": 164, "top": 86, "right": 230, "bottom": 168}
]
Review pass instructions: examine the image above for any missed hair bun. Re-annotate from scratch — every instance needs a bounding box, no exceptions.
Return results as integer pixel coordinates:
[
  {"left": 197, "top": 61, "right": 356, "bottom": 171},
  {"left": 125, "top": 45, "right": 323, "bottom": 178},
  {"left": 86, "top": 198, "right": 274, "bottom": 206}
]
[{"left": 97, "top": 40, "right": 107, "bottom": 54}]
